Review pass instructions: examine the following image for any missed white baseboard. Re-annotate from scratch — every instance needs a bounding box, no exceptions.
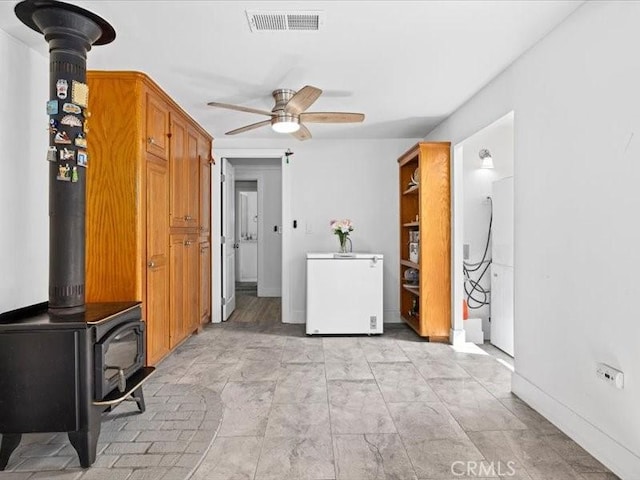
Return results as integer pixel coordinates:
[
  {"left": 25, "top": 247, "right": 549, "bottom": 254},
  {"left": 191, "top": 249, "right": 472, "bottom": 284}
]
[
  {"left": 512, "top": 372, "right": 640, "bottom": 480},
  {"left": 257, "top": 287, "right": 281, "bottom": 297},
  {"left": 383, "top": 310, "right": 402, "bottom": 324},
  {"left": 286, "top": 310, "right": 305, "bottom": 324},
  {"left": 450, "top": 327, "right": 466, "bottom": 346}
]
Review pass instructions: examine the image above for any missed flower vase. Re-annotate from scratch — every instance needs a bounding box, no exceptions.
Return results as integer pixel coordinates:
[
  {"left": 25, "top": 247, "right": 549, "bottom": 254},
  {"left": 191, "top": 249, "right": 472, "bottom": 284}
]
[{"left": 338, "top": 233, "right": 349, "bottom": 254}]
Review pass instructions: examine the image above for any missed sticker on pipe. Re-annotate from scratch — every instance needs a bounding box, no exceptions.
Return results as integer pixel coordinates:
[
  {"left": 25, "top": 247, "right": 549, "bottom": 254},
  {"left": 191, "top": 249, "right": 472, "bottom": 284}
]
[
  {"left": 62, "top": 103, "right": 82, "bottom": 114},
  {"left": 61, "top": 115, "right": 82, "bottom": 127},
  {"left": 72, "top": 81, "right": 89, "bottom": 107}
]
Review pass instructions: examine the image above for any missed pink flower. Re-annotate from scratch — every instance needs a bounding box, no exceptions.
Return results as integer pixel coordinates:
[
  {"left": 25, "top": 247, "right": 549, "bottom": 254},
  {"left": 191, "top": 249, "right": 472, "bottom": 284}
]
[{"left": 330, "top": 219, "right": 354, "bottom": 235}]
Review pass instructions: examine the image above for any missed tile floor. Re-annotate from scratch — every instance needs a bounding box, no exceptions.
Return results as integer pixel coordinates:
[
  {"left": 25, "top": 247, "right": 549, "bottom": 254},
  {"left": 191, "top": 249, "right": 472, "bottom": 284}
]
[
  {"left": 0, "top": 371, "right": 223, "bottom": 479},
  {"left": 187, "top": 295, "right": 617, "bottom": 480},
  {"left": 0, "top": 292, "right": 620, "bottom": 480}
]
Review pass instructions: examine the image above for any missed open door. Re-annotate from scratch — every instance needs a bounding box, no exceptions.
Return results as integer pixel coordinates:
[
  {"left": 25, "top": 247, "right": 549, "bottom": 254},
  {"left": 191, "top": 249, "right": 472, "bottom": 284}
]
[{"left": 221, "top": 158, "right": 236, "bottom": 320}]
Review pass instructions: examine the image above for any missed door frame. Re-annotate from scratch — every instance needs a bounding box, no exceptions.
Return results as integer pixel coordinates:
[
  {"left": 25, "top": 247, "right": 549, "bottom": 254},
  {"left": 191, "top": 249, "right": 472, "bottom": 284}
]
[
  {"left": 450, "top": 143, "right": 466, "bottom": 346},
  {"left": 234, "top": 179, "right": 259, "bottom": 285},
  {"left": 220, "top": 158, "right": 236, "bottom": 321},
  {"left": 450, "top": 111, "right": 515, "bottom": 348},
  {"left": 213, "top": 149, "right": 290, "bottom": 324}
]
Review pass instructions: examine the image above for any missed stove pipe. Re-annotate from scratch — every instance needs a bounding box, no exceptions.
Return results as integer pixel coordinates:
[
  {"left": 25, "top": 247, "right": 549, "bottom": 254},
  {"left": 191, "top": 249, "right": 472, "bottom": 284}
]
[{"left": 15, "top": 0, "right": 115, "bottom": 313}]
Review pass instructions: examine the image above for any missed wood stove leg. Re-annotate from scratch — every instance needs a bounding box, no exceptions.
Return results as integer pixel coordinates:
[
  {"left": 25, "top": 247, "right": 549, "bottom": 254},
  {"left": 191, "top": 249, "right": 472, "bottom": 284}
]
[
  {"left": 133, "top": 386, "right": 146, "bottom": 413},
  {"left": 67, "top": 408, "right": 102, "bottom": 468},
  {"left": 0, "top": 433, "right": 22, "bottom": 471}
]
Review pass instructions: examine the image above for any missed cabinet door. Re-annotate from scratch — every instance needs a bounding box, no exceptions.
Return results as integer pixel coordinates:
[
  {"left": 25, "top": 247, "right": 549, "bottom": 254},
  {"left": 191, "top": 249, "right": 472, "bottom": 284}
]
[
  {"left": 146, "top": 93, "right": 169, "bottom": 160},
  {"left": 186, "top": 128, "right": 199, "bottom": 228},
  {"left": 170, "top": 235, "right": 186, "bottom": 347},
  {"left": 146, "top": 160, "right": 170, "bottom": 365},
  {"left": 199, "top": 136, "right": 211, "bottom": 235},
  {"left": 199, "top": 241, "right": 211, "bottom": 324},
  {"left": 169, "top": 234, "right": 199, "bottom": 347},
  {"left": 170, "top": 114, "right": 188, "bottom": 228},
  {"left": 185, "top": 235, "right": 199, "bottom": 332}
]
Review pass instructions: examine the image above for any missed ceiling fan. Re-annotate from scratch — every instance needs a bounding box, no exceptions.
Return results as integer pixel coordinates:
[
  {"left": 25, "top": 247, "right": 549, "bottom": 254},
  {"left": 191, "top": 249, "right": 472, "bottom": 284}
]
[{"left": 207, "top": 85, "right": 364, "bottom": 141}]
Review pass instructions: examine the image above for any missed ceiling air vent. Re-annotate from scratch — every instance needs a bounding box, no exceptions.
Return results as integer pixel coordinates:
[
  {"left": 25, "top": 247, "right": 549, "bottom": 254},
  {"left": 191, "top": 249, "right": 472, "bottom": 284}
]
[{"left": 245, "top": 10, "right": 324, "bottom": 32}]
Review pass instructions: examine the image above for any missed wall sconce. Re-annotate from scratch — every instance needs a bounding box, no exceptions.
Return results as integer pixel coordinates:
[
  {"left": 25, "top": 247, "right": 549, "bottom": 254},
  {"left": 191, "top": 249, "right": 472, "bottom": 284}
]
[{"left": 479, "top": 148, "right": 494, "bottom": 169}]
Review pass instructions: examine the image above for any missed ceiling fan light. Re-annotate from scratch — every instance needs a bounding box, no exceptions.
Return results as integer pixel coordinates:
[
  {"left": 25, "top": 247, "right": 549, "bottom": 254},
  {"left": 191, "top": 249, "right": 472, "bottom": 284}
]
[{"left": 271, "top": 115, "right": 300, "bottom": 133}]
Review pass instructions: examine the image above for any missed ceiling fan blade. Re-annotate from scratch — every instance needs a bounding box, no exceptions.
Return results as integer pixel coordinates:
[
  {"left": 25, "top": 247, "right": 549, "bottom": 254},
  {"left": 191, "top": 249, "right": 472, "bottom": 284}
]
[
  {"left": 299, "top": 112, "right": 365, "bottom": 123},
  {"left": 285, "top": 86, "right": 323, "bottom": 114},
  {"left": 291, "top": 124, "right": 312, "bottom": 141},
  {"left": 207, "top": 101, "right": 273, "bottom": 117},
  {"left": 225, "top": 120, "right": 271, "bottom": 135}
]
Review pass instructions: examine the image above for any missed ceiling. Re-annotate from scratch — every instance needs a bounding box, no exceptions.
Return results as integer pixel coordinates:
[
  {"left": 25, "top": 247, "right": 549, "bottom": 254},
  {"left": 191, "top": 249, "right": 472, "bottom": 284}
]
[{"left": 0, "top": 1, "right": 582, "bottom": 141}]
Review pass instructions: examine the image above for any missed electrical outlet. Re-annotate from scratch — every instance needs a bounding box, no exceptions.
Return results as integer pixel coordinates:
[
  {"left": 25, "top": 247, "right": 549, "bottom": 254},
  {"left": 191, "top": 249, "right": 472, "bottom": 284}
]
[
  {"left": 463, "top": 244, "right": 470, "bottom": 260},
  {"left": 596, "top": 363, "right": 624, "bottom": 389}
]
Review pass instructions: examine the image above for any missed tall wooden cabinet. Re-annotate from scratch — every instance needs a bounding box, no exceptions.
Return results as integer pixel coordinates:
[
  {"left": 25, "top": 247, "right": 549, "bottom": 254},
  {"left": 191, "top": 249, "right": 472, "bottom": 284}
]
[
  {"left": 398, "top": 142, "right": 451, "bottom": 341},
  {"left": 85, "top": 71, "right": 213, "bottom": 365}
]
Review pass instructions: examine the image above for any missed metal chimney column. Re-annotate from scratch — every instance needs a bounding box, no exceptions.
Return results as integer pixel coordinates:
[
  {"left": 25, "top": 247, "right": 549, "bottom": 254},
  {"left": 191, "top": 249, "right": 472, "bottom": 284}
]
[{"left": 15, "top": 0, "right": 115, "bottom": 313}]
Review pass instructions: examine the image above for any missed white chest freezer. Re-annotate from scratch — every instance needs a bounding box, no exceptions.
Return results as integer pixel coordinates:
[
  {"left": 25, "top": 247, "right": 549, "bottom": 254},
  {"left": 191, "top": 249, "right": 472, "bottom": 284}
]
[{"left": 306, "top": 253, "right": 384, "bottom": 335}]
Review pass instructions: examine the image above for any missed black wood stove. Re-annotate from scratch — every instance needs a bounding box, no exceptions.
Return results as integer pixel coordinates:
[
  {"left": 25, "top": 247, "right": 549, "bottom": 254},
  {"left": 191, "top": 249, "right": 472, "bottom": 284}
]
[
  {"left": 0, "top": 0, "right": 153, "bottom": 470},
  {"left": 0, "top": 302, "right": 153, "bottom": 469}
]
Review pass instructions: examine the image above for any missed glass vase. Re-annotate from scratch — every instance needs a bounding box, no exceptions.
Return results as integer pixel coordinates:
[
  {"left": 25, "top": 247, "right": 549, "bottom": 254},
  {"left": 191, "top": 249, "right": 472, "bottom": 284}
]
[{"left": 338, "top": 233, "right": 349, "bottom": 254}]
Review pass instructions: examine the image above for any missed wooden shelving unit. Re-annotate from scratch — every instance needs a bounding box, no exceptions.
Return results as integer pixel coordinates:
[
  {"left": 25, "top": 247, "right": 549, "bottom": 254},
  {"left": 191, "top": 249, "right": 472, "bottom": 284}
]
[
  {"left": 398, "top": 142, "right": 451, "bottom": 341},
  {"left": 400, "top": 259, "right": 419, "bottom": 269}
]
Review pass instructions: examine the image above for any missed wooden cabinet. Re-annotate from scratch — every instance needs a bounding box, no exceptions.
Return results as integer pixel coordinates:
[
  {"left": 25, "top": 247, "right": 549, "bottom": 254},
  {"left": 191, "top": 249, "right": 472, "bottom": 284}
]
[
  {"left": 170, "top": 234, "right": 199, "bottom": 347},
  {"left": 198, "top": 133, "right": 211, "bottom": 236},
  {"left": 146, "top": 94, "right": 169, "bottom": 160},
  {"left": 199, "top": 241, "right": 211, "bottom": 324},
  {"left": 85, "top": 71, "right": 213, "bottom": 366},
  {"left": 398, "top": 142, "right": 451, "bottom": 341},
  {"left": 170, "top": 118, "right": 200, "bottom": 229},
  {"left": 169, "top": 114, "right": 188, "bottom": 228},
  {"left": 146, "top": 159, "right": 170, "bottom": 362},
  {"left": 187, "top": 128, "right": 200, "bottom": 228}
]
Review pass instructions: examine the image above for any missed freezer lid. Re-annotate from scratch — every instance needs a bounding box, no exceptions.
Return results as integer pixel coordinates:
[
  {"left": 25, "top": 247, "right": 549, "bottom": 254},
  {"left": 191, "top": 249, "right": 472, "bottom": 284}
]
[{"left": 306, "top": 253, "right": 384, "bottom": 260}]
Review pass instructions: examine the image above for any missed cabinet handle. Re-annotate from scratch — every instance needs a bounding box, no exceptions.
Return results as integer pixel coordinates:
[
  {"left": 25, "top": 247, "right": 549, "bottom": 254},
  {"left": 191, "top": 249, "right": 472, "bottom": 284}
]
[
  {"left": 185, "top": 215, "right": 193, "bottom": 221},
  {"left": 184, "top": 240, "right": 193, "bottom": 246},
  {"left": 147, "top": 261, "right": 156, "bottom": 268},
  {"left": 147, "top": 137, "right": 156, "bottom": 145}
]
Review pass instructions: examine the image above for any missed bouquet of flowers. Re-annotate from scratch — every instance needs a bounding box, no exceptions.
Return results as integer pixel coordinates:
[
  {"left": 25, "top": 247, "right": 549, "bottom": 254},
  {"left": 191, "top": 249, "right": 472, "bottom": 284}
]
[{"left": 330, "top": 219, "right": 353, "bottom": 253}]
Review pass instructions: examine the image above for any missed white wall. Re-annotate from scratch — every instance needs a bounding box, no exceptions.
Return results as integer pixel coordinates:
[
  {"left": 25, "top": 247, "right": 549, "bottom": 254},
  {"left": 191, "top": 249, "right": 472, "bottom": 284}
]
[
  {"left": 425, "top": 2, "right": 640, "bottom": 477},
  {"left": 461, "top": 116, "right": 514, "bottom": 336},
  {"left": 0, "top": 29, "right": 48, "bottom": 313},
  {"left": 233, "top": 161, "right": 282, "bottom": 297},
  {"left": 214, "top": 138, "right": 417, "bottom": 325}
]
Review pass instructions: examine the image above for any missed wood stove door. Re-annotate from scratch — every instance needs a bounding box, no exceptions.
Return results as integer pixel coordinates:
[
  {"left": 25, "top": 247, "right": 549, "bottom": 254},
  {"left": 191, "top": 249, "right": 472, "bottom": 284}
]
[{"left": 94, "top": 322, "right": 144, "bottom": 400}]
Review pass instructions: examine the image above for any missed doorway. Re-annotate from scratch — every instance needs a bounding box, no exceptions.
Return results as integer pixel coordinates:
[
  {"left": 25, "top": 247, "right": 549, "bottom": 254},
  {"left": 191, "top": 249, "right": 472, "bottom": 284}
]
[
  {"left": 452, "top": 112, "right": 515, "bottom": 358},
  {"left": 235, "top": 181, "right": 258, "bottom": 293},
  {"left": 219, "top": 156, "right": 284, "bottom": 323}
]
